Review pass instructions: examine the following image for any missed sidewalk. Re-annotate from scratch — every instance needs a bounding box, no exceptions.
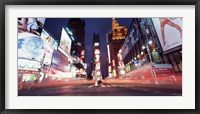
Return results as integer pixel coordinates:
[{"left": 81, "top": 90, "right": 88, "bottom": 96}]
[
  {"left": 103, "top": 78, "right": 182, "bottom": 86},
  {"left": 18, "top": 80, "right": 95, "bottom": 91}
]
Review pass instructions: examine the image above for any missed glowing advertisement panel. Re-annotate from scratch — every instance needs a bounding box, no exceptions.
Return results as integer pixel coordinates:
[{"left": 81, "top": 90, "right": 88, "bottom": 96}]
[
  {"left": 51, "top": 50, "right": 69, "bottom": 72},
  {"left": 59, "top": 28, "right": 72, "bottom": 55},
  {"left": 152, "top": 18, "right": 182, "bottom": 52},
  {"left": 18, "top": 18, "right": 46, "bottom": 36},
  {"left": 41, "top": 29, "right": 58, "bottom": 50},
  {"left": 18, "top": 32, "right": 53, "bottom": 65},
  {"left": 18, "top": 59, "right": 41, "bottom": 71},
  {"left": 121, "top": 37, "right": 130, "bottom": 59}
]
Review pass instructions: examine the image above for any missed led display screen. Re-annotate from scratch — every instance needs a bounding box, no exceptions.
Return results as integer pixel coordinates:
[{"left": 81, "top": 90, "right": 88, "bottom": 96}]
[
  {"left": 18, "top": 32, "right": 53, "bottom": 65},
  {"left": 18, "top": 18, "right": 46, "bottom": 36},
  {"left": 18, "top": 59, "right": 41, "bottom": 71},
  {"left": 51, "top": 50, "right": 69, "bottom": 72},
  {"left": 59, "top": 28, "right": 72, "bottom": 56},
  {"left": 41, "top": 29, "right": 58, "bottom": 50}
]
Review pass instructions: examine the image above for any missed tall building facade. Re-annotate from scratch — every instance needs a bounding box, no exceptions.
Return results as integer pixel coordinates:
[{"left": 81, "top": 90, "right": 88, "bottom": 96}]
[
  {"left": 90, "top": 33, "right": 102, "bottom": 80},
  {"left": 120, "top": 18, "right": 163, "bottom": 73},
  {"left": 67, "top": 18, "right": 86, "bottom": 79},
  {"left": 67, "top": 18, "right": 85, "bottom": 63},
  {"left": 107, "top": 18, "right": 128, "bottom": 77},
  {"left": 120, "top": 18, "right": 182, "bottom": 79}
]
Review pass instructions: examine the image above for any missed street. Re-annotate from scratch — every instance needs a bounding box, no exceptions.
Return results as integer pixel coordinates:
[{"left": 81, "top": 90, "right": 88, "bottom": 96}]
[
  {"left": 17, "top": 18, "right": 183, "bottom": 97},
  {"left": 18, "top": 80, "right": 182, "bottom": 96}
]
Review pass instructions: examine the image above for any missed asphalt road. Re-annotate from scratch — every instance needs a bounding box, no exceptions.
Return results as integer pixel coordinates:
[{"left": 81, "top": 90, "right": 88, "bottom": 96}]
[{"left": 18, "top": 82, "right": 182, "bottom": 96}]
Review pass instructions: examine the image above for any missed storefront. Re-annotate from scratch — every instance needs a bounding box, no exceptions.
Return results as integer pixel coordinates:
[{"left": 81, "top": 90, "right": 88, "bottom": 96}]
[
  {"left": 163, "top": 47, "right": 182, "bottom": 72},
  {"left": 152, "top": 18, "right": 182, "bottom": 73}
]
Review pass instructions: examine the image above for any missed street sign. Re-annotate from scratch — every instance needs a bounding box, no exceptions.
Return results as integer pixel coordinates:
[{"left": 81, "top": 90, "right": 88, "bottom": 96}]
[{"left": 152, "top": 64, "right": 174, "bottom": 76}]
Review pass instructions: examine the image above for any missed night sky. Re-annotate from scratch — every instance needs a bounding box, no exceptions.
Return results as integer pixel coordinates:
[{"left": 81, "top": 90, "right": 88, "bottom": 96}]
[{"left": 44, "top": 18, "right": 132, "bottom": 78}]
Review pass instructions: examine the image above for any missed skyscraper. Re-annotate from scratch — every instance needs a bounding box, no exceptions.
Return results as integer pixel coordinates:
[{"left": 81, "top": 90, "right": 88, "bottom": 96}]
[
  {"left": 90, "top": 33, "right": 102, "bottom": 80},
  {"left": 67, "top": 18, "right": 85, "bottom": 63},
  {"left": 107, "top": 18, "right": 128, "bottom": 77}
]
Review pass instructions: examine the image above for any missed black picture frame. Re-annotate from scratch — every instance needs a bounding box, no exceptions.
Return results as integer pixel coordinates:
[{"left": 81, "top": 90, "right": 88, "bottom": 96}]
[{"left": 1, "top": 0, "right": 199, "bottom": 114}]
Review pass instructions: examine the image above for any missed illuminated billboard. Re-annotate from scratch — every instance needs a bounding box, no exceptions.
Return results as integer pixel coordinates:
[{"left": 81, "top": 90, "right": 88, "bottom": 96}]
[
  {"left": 51, "top": 50, "right": 69, "bottom": 72},
  {"left": 41, "top": 29, "right": 58, "bottom": 50},
  {"left": 18, "top": 18, "right": 46, "bottom": 36},
  {"left": 59, "top": 28, "right": 72, "bottom": 55},
  {"left": 17, "top": 18, "right": 53, "bottom": 67},
  {"left": 18, "top": 32, "right": 53, "bottom": 65},
  {"left": 152, "top": 18, "right": 182, "bottom": 52},
  {"left": 18, "top": 59, "right": 41, "bottom": 71}
]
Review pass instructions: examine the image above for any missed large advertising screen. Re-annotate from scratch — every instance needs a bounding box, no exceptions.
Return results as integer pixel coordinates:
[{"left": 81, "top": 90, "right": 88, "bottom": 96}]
[
  {"left": 152, "top": 18, "right": 182, "bottom": 52},
  {"left": 51, "top": 50, "right": 69, "bottom": 72},
  {"left": 18, "top": 32, "right": 53, "bottom": 66},
  {"left": 18, "top": 17, "right": 53, "bottom": 68},
  {"left": 41, "top": 29, "right": 58, "bottom": 50},
  {"left": 59, "top": 28, "right": 72, "bottom": 55},
  {"left": 18, "top": 59, "right": 41, "bottom": 71},
  {"left": 18, "top": 18, "right": 46, "bottom": 36}
]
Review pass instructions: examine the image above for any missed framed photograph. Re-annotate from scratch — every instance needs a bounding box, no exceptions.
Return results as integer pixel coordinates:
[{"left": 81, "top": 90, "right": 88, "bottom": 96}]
[{"left": 1, "top": 0, "right": 199, "bottom": 114}]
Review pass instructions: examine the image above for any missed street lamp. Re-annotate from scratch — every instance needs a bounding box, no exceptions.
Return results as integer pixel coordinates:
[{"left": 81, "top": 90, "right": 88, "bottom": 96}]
[
  {"left": 142, "top": 45, "right": 146, "bottom": 50},
  {"left": 148, "top": 40, "right": 153, "bottom": 45},
  {"left": 142, "top": 20, "right": 158, "bottom": 84}
]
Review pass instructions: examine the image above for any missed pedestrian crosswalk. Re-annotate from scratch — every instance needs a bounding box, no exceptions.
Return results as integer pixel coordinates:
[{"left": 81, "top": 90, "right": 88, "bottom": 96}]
[{"left": 88, "top": 84, "right": 116, "bottom": 88}]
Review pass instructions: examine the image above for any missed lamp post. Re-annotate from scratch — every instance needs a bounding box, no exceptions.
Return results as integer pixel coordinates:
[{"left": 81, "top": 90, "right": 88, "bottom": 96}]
[
  {"left": 143, "top": 22, "right": 158, "bottom": 85},
  {"left": 38, "top": 47, "right": 49, "bottom": 83}
]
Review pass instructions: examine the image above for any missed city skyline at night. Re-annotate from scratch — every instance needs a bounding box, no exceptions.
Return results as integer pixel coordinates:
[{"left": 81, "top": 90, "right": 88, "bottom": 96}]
[
  {"left": 18, "top": 17, "right": 182, "bottom": 96},
  {"left": 44, "top": 18, "right": 132, "bottom": 78}
]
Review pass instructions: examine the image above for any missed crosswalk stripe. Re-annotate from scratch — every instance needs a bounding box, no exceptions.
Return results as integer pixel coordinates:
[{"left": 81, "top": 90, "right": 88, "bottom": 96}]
[
  {"left": 88, "top": 85, "right": 113, "bottom": 88},
  {"left": 88, "top": 85, "right": 94, "bottom": 88},
  {"left": 107, "top": 85, "right": 111, "bottom": 87}
]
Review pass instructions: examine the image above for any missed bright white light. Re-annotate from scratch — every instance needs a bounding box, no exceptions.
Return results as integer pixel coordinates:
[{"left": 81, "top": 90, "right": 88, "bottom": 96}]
[
  {"left": 69, "top": 32, "right": 73, "bottom": 35},
  {"left": 141, "top": 52, "right": 144, "bottom": 55},
  {"left": 120, "top": 70, "right": 125, "bottom": 75},
  {"left": 148, "top": 40, "right": 153, "bottom": 45},
  {"left": 119, "top": 49, "right": 122, "bottom": 53},
  {"left": 70, "top": 36, "right": 75, "bottom": 41},
  {"left": 94, "top": 49, "right": 100, "bottom": 55},
  {"left": 107, "top": 45, "right": 111, "bottom": 64},
  {"left": 97, "top": 71, "right": 101, "bottom": 76},
  {"left": 108, "top": 66, "right": 111, "bottom": 72},
  {"left": 142, "top": 45, "right": 145, "bottom": 49},
  {"left": 94, "top": 43, "right": 99, "bottom": 46}
]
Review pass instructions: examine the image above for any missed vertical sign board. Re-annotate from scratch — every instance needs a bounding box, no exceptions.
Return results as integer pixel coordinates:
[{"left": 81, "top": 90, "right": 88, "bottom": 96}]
[{"left": 152, "top": 18, "right": 182, "bottom": 52}]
